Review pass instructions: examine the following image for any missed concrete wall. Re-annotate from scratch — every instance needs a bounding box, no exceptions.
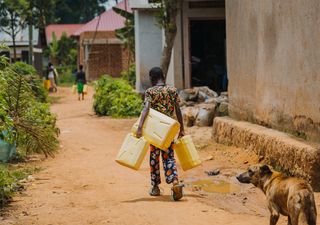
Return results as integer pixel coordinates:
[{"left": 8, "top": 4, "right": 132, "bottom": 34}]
[
  {"left": 135, "top": 10, "right": 163, "bottom": 93},
  {"left": 226, "top": 0, "right": 320, "bottom": 142}
]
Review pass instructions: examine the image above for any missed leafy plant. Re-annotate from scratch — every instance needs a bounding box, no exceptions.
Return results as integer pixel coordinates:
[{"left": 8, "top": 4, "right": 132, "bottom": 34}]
[
  {"left": 48, "top": 32, "right": 59, "bottom": 65},
  {"left": 56, "top": 65, "right": 76, "bottom": 86},
  {"left": 16, "top": 101, "right": 59, "bottom": 156},
  {"left": 0, "top": 168, "right": 17, "bottom": 207},
  {"left": 93, "top": 76, "right": 143, "bottom": 118},
  {"left": 57, "top": 32, "right": 77, "bottom": 65},
  {"left": 9, "top": 61, "right": 48, "bottom": 102},
  {"left": 0, "top": 50, "right": 59, "bottom": 157},
  {"left": 121, "top": 63, "right": 136, "bottom": 87},
  {"left": 113, "top": 6, "right": 135, "bottom": 55}
]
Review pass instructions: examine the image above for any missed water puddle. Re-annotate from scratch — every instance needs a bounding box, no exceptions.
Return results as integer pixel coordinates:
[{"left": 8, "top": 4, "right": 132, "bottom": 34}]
[{"left": 187, "top": 179, "right": 240, "bottom": 193}]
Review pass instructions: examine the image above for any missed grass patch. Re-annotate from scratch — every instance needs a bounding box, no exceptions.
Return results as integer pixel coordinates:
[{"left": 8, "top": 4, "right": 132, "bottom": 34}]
[{"left": 0, "top": 163, "right": 41, "bottom": 208}]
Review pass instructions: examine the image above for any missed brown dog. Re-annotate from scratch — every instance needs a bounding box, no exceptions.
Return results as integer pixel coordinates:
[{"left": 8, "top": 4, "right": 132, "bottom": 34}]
[{"left": 237, "top": 164, "right": 317, "bottom": 225}]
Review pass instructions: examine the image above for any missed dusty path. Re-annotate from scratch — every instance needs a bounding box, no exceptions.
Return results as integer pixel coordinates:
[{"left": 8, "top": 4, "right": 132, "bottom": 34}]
[{"left": 2, "top": 87, "right": 319, "bottom": 225}]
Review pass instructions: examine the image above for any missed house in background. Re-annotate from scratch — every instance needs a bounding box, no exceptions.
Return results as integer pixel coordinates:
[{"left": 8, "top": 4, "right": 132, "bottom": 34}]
[
  {"left": 131, "top": 0, "right": 320, "bottom": 142},
  {"left": 45, "top": 24, "right": 84, "bottom": 44},
  {"left": 0, "top": 26, "right": 46, "bottom": 75},
  {"left": 72, "top": 1, "right": 131, "bottom": 81},
  {"left": 45, "top": 24, "right": 84, "bottom": 67}
]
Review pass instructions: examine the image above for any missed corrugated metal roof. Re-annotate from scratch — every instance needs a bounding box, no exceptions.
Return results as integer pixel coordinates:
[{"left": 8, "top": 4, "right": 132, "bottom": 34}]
[
  {"left": 73, "top": 1, "right": 131, "bottom": 36},
  {"left": 0, "top": 26, "right": 39, "bottom": 46},
  {"left": 46, "top": 24, "right": 84, "bottom": 44}
]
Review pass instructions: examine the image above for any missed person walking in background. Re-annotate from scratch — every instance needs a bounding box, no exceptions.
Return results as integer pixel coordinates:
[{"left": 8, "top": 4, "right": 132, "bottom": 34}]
[
  {"left": 75, "top": 65, "right": 87, "bottom": 101},
  {"left": 136, "top": 67, "right": 185, "bottom": 201},
  {"left": 47, "top": 63, "right": 57, "bottom": 92}
]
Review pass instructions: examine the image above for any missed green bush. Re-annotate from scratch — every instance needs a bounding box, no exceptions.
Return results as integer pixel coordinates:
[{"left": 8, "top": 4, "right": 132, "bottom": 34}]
[
  {"left": 0, "top": 168, "right": 16, "bottom": 207},
  {"left": 93, "top": 76, "right": 143, "bottom": 117},
  {"left": 56, "top": 65, "right": 76, "bottom": 86},
  {"left": 9, "top": 62, "right": 48, "bottom": 103},
  {"left": 121, "top": 63, "right": 136, "bottom": 87},
  {"left": 0, "top": 52, "right": 59, "bottom": 157},
  {"left": 17, "top": 101, "right": 59, "bottom": 156}
]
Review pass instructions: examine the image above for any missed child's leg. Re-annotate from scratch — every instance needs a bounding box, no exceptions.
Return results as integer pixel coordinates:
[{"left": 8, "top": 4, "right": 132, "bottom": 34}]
[
  {"left": 150, "top": 145, "right": 161, "bottom": 186},
  {"left": 161, "top": 147, "right": 178, "bottom": 184}
]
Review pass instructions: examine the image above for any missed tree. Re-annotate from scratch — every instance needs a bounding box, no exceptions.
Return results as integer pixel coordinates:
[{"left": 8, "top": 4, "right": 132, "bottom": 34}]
[
  {"left": 0, "top": 0, "right": 26, "bottom": 62},
  {"left": 54, "top": 0, "right": 107, "bottom": 24},
  {"left": 155, "top": 0, "right": 182, "bottom": 80},
  {"left": 31, "top": 0, "right": 56, "bottom": 29},
  {"left": 48, "top": 32, "right": 59, "bottom": 65},
  {"left": 45, "top": 32, "right": 77, "bottom": 65},
  {"left": 57, "top": 32, "right": 77, "bottom": 65},
  {"left": 113, "top": 6, "right": 134, "bottom": 63},
  {"left": 19, "top": 0, "right": 56, "bottom": 65}
]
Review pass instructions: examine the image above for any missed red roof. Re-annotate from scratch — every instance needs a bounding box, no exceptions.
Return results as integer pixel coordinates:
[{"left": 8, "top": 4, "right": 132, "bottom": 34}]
[
  {"left": 73, "top": 1, "right": 131, "bottom": 36},
  {"left": 46, "top": 24, "right": 84, "bottom": 43}
]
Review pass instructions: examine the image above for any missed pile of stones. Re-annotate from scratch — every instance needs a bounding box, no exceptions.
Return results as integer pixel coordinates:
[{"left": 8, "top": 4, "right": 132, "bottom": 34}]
[{"left": 179, "top": 86, "right": 228, "bottom": 127}]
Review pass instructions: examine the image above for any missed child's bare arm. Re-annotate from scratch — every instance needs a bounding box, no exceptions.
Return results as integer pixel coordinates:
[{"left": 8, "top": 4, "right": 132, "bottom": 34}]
[
  {"left": 175, "top": 102, "right": 185, "bottom": 137},
  {"left": 136, "top": 101, "right": 150, "bottom": 138}
]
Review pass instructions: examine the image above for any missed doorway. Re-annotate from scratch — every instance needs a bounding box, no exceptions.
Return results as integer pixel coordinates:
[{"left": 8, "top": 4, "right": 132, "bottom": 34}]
[{"left": 189, "top": 20, "right": 227, "bottom": 93}]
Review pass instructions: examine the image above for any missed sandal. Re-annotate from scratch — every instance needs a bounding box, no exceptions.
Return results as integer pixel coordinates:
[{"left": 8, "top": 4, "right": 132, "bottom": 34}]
[
  {"left": 171, "top": 183, "right": 184, "bottom": 201},
  {"left": 149, "top": 186, "right": 161, "bottom": 196}
]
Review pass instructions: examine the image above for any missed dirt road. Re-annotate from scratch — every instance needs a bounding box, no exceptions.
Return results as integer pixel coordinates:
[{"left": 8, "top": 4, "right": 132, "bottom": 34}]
[{"left": 2, "top": 87, "right": 319, "bottom": 225}]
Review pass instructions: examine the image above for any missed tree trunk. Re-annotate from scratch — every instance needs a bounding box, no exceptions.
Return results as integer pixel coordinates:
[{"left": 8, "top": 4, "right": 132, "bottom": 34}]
[
  {"left": 12, "top": 35, "right": 17, "bottom": 62},
  {"left": 11, "top": 16, "right": 17, "bottom": 62},
  {"left": 160, "top": 0, "right": 181, "bottom": 81},
  {"left": 28, "top": 24, "right": 34, "bottom": 65},
  {"left": 161, "top": 28, "right": 177, "bottom": 80},
  {"left": 28, "top": 1, "right": 34, "bottom": 66}
]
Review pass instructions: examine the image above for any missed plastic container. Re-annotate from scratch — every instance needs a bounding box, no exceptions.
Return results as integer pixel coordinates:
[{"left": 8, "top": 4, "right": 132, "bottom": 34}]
[
  {"left": 132, "top": 108, "right": 180, "bottom": 150},
  {"left": 44, "top": 80, "right": 51, "bottom": 90},
  {"left": 0, "top": 139, "right": 16, "bottom": 163},
  {"left": 72, "top": 85, "right": 76, "bottom": 94},
  {"left": 172, "top": 135, "right": 201, "bottom": 171},
  {"left": 115, "top": 134, "right": 149, "bottom": 170},
  {"left": 83, "top": 85, "right": 88, "bottom": 94}
]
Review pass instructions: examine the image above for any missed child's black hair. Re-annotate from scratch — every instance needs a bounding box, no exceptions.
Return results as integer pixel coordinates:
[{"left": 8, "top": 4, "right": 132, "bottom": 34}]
[
  {"left": 149, "top": 67, "right": 164, "bottom": 84},
  {"left": 79, "top": 64, "right": 83, "bottom": 70}
]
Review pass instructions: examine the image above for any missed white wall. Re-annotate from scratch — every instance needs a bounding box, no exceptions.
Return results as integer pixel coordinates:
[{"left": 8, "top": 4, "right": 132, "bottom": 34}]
[{"left": 135, "top": 10, "right": 163, "bottom": 93}]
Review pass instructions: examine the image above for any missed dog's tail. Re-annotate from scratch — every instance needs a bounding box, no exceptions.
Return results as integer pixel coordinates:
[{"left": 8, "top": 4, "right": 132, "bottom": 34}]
[{"left": 299, "top": 190, "right": 317, "bottom": 225}]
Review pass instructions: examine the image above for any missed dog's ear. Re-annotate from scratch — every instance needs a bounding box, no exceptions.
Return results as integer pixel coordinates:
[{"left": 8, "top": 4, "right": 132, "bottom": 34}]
[{"left": 260, "top": 165, "right": 272, "bottom": 175}]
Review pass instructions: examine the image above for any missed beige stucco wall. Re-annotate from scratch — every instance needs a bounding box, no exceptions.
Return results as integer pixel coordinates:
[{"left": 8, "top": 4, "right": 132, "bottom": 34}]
[{"left": 226, "top": 0, "right": 320, "bottom": 142}]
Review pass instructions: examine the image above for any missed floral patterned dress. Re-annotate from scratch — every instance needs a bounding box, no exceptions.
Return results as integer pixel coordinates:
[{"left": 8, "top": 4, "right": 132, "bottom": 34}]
[
  {"left": 144, "top": 85, "right": 180, "bottom": 118},
  {"left": 144, "top": 85, "right": 180, "bottom": 186}
]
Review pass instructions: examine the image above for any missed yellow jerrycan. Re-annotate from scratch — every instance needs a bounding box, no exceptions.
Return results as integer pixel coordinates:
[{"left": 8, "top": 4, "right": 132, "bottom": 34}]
[
  {"left": 132, "top": 108, "right": 180, "bottom": 150},
  {"left": 172, "top": 135, "right": 202, "bottom": 171},
  {"left": 44, "top": 79, "right": 51, "bottom": 90},
  {"left": 115, "top": 134, "right": 149, "bottom": 170},
  {"left": 83, "top": 84, "right": 88, "bottom": 94},
  {"left": 71, "top": 84, "right": 76, "bottom": 94}
]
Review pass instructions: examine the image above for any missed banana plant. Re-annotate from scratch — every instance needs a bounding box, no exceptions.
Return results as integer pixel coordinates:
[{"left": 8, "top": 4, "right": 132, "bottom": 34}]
[{"left": 112, "top": 6, "right": 135, "bottom": 55}]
